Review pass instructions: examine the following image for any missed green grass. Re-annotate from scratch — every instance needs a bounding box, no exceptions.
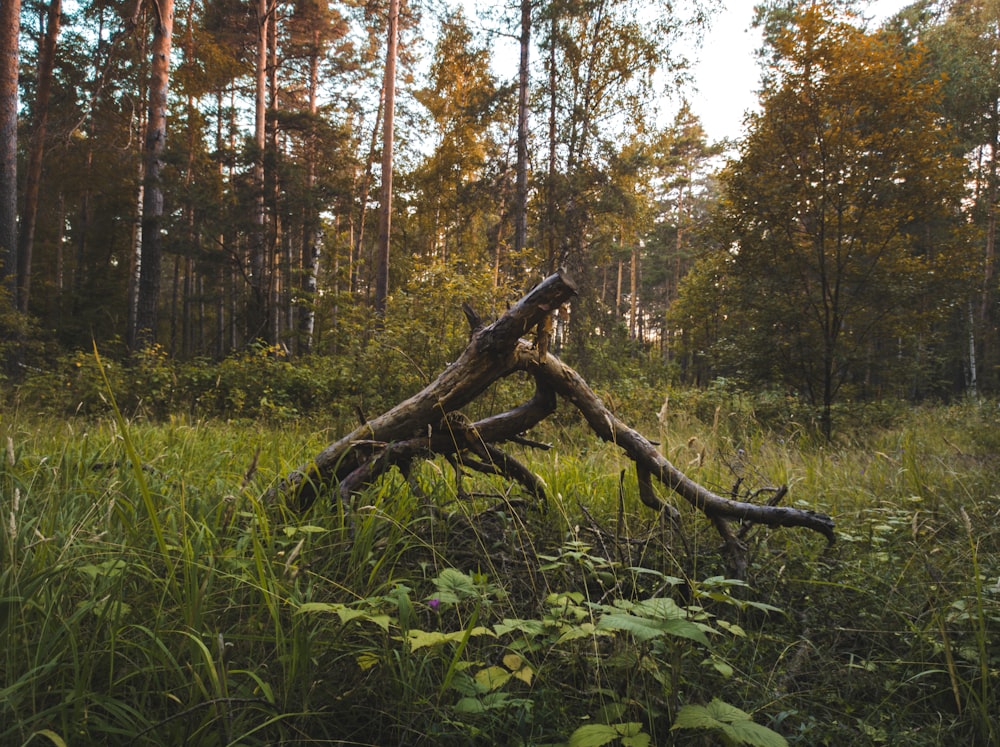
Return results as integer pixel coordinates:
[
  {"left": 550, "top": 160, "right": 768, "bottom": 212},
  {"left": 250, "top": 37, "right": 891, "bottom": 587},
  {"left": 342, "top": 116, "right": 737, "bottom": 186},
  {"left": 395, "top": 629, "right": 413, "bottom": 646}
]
[{"left": 1, "top": 398, "right": 997, "bottom": 745}]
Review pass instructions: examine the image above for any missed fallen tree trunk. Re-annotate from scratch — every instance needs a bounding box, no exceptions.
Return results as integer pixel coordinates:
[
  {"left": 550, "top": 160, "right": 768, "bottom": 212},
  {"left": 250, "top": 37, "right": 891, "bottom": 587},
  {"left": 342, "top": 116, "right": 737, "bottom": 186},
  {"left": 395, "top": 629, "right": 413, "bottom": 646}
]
[{"left": 266, "top": 270, "right": 835, "bottom": 556}]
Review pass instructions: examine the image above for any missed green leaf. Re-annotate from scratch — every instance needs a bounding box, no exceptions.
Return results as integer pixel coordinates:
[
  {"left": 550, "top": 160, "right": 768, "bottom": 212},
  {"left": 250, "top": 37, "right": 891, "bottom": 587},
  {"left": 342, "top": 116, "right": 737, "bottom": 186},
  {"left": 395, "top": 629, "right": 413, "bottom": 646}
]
[
  {"left": 454, "top": 696, "right": 486, "bottom": 714},
  {"left": 707, "top": 657, "right": 735, "bottom": 677},
  {"left": 77, "top": 558, "right": 127, "bottom": 580},
  {"left": 407, "top": 626, "right": 493, "bottom": 651},
  {"left": 672, "top": 699, "right": 787, "bottom": 747},
  {"left": 494, "top": 617, "right": 548, "bottom": 638},
  {"left": 631, "top": 596, "right": 685, "bottom": 619},
  {"left": 726, "top": 719, "right": 790, "bottom": 747},
  {"left": 475, "top": 665, "right": 511, "bottom": 691},
  {"left": 433, "top": 568, "right": 480, "bottom": 604},
  {"left": 556, "top": 621, "right": 600, "bottom": 644},
  {"left": 620, "top": 733, "right": 651, "bottom": 747},
  {"left": 283, "top": 524, "right": 328, "bottom": 536},
  {"left": 597, "top": 613, "right": 710, "bottom": 646},
  {"left": 29, "top": 731, "right": 68, "bottom": 747},
  {"left": 743, "top": 600, "right": 784, "bottom": 615},
  {"left": 569, "top": 723, "right": 648, "bottom": 747},
  {"left": 568, "top": 723, "right": 620, "bottom": 747},
  {"left": 294, "top": 602, "right": 390, "bottom": 631}
]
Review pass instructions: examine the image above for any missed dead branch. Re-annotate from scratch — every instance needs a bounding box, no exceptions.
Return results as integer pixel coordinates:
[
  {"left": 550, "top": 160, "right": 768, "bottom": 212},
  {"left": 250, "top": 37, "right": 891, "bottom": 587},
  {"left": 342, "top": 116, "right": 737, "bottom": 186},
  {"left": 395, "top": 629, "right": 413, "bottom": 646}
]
[{"left": 265, "top": 269, "right": 835, "bottom": 567}]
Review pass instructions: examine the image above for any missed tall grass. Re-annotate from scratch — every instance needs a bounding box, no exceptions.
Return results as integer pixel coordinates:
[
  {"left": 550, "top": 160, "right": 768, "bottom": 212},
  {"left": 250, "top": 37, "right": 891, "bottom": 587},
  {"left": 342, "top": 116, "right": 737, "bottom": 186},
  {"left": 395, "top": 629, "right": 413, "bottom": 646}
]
[{"left": 1, "top": 396, "right": 997, "bottom": 745}]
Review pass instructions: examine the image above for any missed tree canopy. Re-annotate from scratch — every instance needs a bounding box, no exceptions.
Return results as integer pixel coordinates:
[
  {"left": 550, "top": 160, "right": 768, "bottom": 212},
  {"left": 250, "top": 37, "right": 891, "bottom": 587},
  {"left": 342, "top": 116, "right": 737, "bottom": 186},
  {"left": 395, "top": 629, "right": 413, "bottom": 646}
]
[
  {"left": 672, "top": 1, "right": 971, "bottom": 434},
  {"left": 1, "top": 0, "right": 998, "bottom": 419}
]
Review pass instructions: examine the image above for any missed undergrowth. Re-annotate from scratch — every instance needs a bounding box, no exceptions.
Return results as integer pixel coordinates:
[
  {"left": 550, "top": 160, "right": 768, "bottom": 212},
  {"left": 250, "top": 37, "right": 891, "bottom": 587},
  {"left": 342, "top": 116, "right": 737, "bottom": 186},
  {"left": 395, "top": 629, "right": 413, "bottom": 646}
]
[{"left": 1, "top": 394, "right": 997, "bottom": 745}]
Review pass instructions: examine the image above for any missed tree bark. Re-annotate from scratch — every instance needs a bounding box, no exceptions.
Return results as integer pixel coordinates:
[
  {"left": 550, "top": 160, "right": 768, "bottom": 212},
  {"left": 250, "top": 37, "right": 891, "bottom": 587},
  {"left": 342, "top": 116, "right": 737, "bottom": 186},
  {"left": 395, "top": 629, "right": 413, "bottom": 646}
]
[
  {"left": 16, "top": 0, "right": 61, "bottom": 314},
  {"left": 374, "top": 0, "right": 399, "bottom": 316},
  {"left": 248, "top": 0, "right": 271, "bottom": 343},
  {"left": 134, "top": 0, "right": 175, "bottom": 350},
  {"left": 514, "top": 0, "right": 530, "bottom": 257},
  {"left": 352, "top": 90, "right": 382, "bottom": 297},
  {"left": 298, "top": 27, "right": 322, "bottom": 354},
  {"left": 0, "top": 0, "right": 19, "bottom": 307},
  {"left": 268, "top": 270, "right": 836, "bottom": 552}
]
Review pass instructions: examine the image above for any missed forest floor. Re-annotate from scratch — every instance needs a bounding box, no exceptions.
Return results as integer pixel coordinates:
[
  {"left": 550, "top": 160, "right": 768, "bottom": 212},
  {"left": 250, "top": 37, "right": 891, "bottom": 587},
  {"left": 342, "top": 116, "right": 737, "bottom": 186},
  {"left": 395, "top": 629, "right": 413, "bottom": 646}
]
[{"left": 1, "top": 395, "right": 998, "bottom": 745}]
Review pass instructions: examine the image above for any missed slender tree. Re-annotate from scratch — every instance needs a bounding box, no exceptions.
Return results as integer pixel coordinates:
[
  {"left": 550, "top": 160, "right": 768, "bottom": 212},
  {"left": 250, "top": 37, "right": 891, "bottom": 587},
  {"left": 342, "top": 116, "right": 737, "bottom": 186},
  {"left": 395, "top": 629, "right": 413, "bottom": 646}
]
[
  {"left": 132, "top": 0, "right": 176, "bottom": 349},
  {"left": 247, "top": 0, "right": 271, "bottom": 341},
  {"left": 373, "top": 0, "right": 399, "bottom": 315},
  {"left": 0, "top": 0, "right": 19, "bottom": 306},
  {"left": 16, "top": 0, "right": 61, "bottom": 314},
  {"left": 514, "top": 0, "right": 531, "bottom": 258}
]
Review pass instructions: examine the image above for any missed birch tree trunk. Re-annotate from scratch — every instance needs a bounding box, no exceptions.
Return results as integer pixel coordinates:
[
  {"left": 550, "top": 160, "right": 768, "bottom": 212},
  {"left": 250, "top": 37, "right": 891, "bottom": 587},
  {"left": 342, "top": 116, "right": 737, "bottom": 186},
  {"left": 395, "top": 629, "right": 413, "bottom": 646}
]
[{"left": 299, "top": 27, "right": 321, "bottom": 354}]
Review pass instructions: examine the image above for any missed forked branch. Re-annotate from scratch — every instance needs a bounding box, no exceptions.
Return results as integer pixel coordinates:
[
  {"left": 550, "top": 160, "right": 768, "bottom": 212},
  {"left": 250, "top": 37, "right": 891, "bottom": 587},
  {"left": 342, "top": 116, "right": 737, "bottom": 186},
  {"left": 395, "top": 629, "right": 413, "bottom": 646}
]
[{"left": 266, "top": 270, "right": 835, "bottom": 555}]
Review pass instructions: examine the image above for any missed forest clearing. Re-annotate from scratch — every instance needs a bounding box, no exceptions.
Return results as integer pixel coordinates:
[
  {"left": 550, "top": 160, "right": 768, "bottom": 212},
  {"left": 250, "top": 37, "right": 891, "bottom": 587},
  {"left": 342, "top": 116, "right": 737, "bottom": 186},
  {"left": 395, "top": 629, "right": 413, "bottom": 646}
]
[
  {"left": 2, "top": 0, "right": 1000, "bottom": 742},
  {"left": 2, "top": 350, "right": 998, "bottom": 745}
]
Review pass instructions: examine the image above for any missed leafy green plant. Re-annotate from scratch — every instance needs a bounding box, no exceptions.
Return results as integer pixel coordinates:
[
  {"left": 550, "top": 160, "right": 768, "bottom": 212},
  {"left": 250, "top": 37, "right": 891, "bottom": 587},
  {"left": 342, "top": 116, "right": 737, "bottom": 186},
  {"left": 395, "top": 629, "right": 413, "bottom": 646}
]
[{"left": 672, "top": 698, "right": 787, "bottom": 747}]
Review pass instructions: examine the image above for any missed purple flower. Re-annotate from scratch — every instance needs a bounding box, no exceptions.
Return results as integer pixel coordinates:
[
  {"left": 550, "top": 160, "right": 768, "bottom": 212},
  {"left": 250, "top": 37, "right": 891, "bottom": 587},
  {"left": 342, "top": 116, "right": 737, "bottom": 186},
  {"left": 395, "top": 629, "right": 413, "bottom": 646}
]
[{"left": 428, "top": 598, "right": 440, "bottom": 610}]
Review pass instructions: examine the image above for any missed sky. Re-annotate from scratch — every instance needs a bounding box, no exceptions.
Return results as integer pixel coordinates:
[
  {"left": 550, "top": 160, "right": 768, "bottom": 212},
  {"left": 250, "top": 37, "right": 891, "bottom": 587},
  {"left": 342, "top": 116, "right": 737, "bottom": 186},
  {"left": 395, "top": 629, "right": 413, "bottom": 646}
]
[{"left": 689, "top": 0, "right": 920, "bottom": 143}]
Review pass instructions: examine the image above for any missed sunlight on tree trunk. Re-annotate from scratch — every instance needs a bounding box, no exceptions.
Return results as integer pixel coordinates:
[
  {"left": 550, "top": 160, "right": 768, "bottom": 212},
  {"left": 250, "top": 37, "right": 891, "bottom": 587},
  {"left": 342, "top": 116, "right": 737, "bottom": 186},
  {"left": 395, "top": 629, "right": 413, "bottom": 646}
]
[{"left": 134, "top": 0, "right": 174, "bottom": 349}]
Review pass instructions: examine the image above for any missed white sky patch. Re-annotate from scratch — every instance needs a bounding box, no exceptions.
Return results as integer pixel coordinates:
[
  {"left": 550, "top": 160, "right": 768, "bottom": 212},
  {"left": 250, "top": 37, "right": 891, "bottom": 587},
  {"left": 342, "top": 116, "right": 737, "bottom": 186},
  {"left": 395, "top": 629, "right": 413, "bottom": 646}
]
[{"left": 685, "top": 0, "right": 921, "bottom": 144}]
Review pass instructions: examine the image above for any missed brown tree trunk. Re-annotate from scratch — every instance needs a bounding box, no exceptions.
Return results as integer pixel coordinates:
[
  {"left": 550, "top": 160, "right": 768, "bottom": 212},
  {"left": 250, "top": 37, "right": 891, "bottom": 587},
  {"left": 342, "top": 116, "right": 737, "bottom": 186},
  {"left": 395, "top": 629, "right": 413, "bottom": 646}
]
[
  {"left": 134, "top": 0, "right": 175, "bottom": 349},
  {"left": 267, "top": 4, "right": 280, "bottom": 346},
  {"left": 514, "top": 0, "right": 530, "bottom": 257},
  {"left": 16, "top": 0, "right": 61, "bottom": 314},
  {"left": 248, "top": 0, "right": 270, "bottom": 342},
  {"left": 0, "top": 0, "right": 19, "bottom": 307},
  {"left": 374, "top": 0, "right": 399, "bottom": 316},
  {"left": 545, "top": 15, "right": 557, "bottom": 275},
  {"left": 353, "top": 91, "right": 383, "bottom": 297},
  {"left": 629, "top": 242, "right": 638, "bottom": 338}
]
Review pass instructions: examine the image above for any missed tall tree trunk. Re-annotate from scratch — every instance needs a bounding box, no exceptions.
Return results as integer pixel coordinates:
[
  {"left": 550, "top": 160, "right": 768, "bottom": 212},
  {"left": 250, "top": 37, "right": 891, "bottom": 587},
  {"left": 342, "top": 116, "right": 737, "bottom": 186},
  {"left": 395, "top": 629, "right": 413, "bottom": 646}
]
[
  {"left": 629, "top": 242, "right": 638, "bottom": 339},
  {"left": 545, "top": 14, "right": 557, "bottom": 275},
  {"left": 179, "top": 0, "right": 195, "bottom": 357},
  {"left": 615, "top": 256, "right": 622, "bottom": 316},
  {"left": 374, "top": 0, "right": 399, "bottom": 316},
  {"left": 248, "top": 0, "right": 270, "bottom": 342},
  {"left": 267, "top": 3, "right": 280, "bottom": 345},
  {"left": 514, "top": 0, "right": 530, "bottom": 257},
  {"left": 976, "top": 103, "right": 998, "bottom": 388},
  {"left": 134, "top": 0, "right": 175, "bottom": 349},
  {"left": 73, "top": 148, "right": 92, "bottom": 305},
  {"left": 214, "top": 87, "right": 228, "bottom": 357},
  {"left": 968, "top": 300, "right": 978, "bottom": 398},
  {"left": 299, "top": 28, "right": 322, "bottom": 353},
  {"left": 16, "top": 0, "right": 60, "bottom": 314},
  {"left": 354, "top": 91, "right": 383, "bottom": 296},
  {"left": 51, "top": 191, "right": 64, "bottom": 328},
  {"left": 0, "top": 0, "right": 19, "bottom": 307},
  {"left": 126, "top": 1, "right": 148, "bottom": 349}
]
